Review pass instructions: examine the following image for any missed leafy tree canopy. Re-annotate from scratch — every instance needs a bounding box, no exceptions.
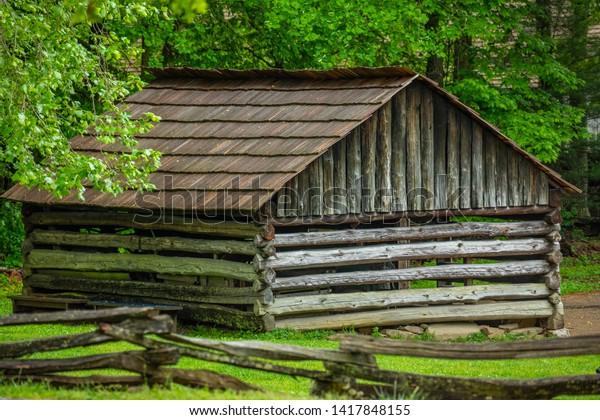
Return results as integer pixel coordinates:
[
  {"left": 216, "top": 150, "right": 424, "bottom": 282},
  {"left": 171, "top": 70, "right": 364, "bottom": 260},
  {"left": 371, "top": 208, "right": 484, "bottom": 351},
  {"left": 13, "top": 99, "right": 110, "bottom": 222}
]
[{"left": 0, "top": 0, "right": 588, "bottom": 199}]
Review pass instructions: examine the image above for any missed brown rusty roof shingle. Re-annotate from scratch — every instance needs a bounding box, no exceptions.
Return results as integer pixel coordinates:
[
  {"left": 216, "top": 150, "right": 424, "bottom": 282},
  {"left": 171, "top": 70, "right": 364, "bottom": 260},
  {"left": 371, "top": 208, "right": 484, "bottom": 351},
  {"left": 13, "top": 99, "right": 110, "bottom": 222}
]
[{"left": 2, "top": 66, "right": 579, "bottom": 212}]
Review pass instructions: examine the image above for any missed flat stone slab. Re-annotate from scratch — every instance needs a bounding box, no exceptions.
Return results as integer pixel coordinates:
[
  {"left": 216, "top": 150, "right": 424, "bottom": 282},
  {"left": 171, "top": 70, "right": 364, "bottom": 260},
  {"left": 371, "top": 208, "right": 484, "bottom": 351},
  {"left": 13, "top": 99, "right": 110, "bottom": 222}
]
[
  {"left": 381, "top": 329, "right": 416, "bottom": 339},
  {"left": 400, "top": 325, "right": 425, "bottom": 335},
  {"left": 427, "top": 322, "right": 482, "bottom": 340}
]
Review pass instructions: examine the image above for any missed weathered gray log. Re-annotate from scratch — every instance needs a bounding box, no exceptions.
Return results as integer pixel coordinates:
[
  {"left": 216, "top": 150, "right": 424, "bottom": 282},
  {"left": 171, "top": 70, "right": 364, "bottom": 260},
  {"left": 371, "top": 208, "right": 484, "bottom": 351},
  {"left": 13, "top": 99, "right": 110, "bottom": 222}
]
[
  {"left": 275, "top": 300, "right": 554, "bottom": 331},
  {"left": 332, "top": 135, "right": 347, "bottom": 215},
  {"left": 272, "top": 221, "right": 557, "bottom": 247},
  {"left": 544, "top": 270, "right": 561, "bottom": 290},
  {"left": 0, "top": 348, "right": 179, "bottom": 375},
  {"left": 269, "top": 206, "right": 555, "bottom": 226},
  {"left": 392, "top": 90, "right": 408, "bottom": 211},
  {"left": 181, "top": 303, "right": 274, "bottom": 331},
  {"left": 276, "top": 184, "right": 289, "bottom": 218},
  {"left": 338, "top": 334, "right": 600, "bottom": 359},
  {"left": 376, "top": 101, "right": 393, "bottom": 211},
  {"left": 361, "top": 112, "right": 377, "bottom": 212},
  {"left": 406, "top": 84, "right": 422, "bottom": 210},
  {"left": 0, "top": 354, "right": 257, "bottom": 391},
  {"left": 508, "top": 150, "right": 520, "bottom": 206},
  {"left": 433, "top": 97, "right": 448, "bottom": 210},
  {"left": 298, "top": 162, "right": 310, "bottom": 216},
  {"left": 346, "top": 128, "right": 362, "bottom": 214},
  {"left": 252, "top": 266, "right": 275, "bottom": 292},
  {"left": 34, "top": 268, "right": 130, "bottom": 280},
  {"left": 0, "top": 316, "right": 174, "bottom": 357},
  {"left": 547, "top": 301, "right": 565, "bottom": 330},
  {"left": 259, "top": 283, "right": 550, "bottom": 316},
  {"left": 0, "top": 374, "right": 146, "bottom": 388},
  {"left": 30, "top": 229, "right": 267, "bottom": 257},
  {"left": 162, "top": 333, "right": 376, "bottom": 366},
  {"left": 308, "top": 156, "right": 323, "bottom": 215},
  {"left": 28, "top": 274, "right": 273, "bottom": 305},
  {"left": 471, "top": 123, "right": 484, "bottom": 209},
  {"left": 0, "top": 306, "right": 156, "bottom": 326},
  {"left": 484, "top": 130, "right": 497, "bottom": 208},
  {"left": 322, "top": 148, "right": 335, "bottom": 215},
  {"left": 27, "top": 249, "right": 259, "bottom": 282},
  {"left": 163, "top": 367, "right": 260, "bottom": 391},
  {"left": 546, "top": 248, "right": 563, "bottom": 265},
  {"left": 548, "top": 188, "right": 562, "bottom": 208},
  {"left": 103, "top": 325, "right": 331, "bottom": 381},
  {"left": 421, "top": 85, "right": 435, "bottom": 210},
  {"left": 519, "top": 155, "right": 533, "bottom": 206},
  {"left": 287, "top": 177, "right": 299, "bottom": 217},
  {"left": 459, "top": 112, "right": 471, "bottom": 208},
  {"left": 271, "top": 260, "right": 551, "bottom": 291},
  {"left": 27, "top": 211, "right": 270, "bottom": 239},
  {"left": 0, "top": 331, "right": 113, "bottom": 359},
  {"left": 447, "top": 107, "right": 460, "bottom": 209},
  {"left": 89, "top": 294, "right": 271, "bottom": 331},
  {"left": 546, "top": 230, "right": 561, "bottom": 243},
  {"left": 496, "top": 141, "right": 508, "bottom": 207},
  {"left": 327, "top": 363, "right": 600, "bottom": 400},
  {"left": 260, "top": 238, "right": 552, "bottom": 271}
]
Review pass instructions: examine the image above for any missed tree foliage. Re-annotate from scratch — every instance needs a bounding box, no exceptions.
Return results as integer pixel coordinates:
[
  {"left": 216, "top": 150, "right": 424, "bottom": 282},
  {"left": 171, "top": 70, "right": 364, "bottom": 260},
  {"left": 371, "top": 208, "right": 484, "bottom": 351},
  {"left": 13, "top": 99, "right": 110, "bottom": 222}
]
[
  {"left": 0, "top": 0, "right": 166, "bottom": 198},
  {"left": 0, "top": 0, "right": 593, "bottom": 196},
  {"left": 115, "top": 0, "right": 585, "bottom": 163},
  {"left": 552, "top": 0, "right": 600, "bottom": 217}
]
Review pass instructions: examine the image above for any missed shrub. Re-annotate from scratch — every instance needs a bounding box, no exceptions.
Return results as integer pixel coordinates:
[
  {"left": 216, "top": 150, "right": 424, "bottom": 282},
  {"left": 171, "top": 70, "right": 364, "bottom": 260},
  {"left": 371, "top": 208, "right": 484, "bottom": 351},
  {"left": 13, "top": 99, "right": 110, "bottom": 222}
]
[{"left": 0, "top": 200, "right": 24, "bottom": 268}]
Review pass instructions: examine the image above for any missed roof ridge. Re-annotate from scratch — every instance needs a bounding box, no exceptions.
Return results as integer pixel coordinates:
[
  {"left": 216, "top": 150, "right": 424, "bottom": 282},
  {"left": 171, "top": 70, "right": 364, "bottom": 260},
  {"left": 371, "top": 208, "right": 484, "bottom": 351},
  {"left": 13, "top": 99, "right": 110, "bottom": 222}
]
[{"left": 147, "top": 66, "right": 418, "bottom": 80}]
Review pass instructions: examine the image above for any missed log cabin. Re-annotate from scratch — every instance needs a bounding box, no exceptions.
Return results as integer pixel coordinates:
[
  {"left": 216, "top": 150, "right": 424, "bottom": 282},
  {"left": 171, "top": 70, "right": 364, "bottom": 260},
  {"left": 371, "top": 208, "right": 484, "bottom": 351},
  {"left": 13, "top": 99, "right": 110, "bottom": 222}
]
[{"left": 2, "top": 67, "right": 579, "bottom": 331}]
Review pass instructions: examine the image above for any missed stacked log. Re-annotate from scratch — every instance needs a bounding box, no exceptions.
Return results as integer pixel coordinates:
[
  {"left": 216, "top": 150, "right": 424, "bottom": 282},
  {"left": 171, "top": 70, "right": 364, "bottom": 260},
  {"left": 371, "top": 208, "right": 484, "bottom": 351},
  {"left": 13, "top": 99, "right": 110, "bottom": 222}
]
[
  {"left": 257, "top": 219, "right": 562, "bottom": 331},
  {"left": 20, "top": 209, "right": 275, "bottom": 330}
]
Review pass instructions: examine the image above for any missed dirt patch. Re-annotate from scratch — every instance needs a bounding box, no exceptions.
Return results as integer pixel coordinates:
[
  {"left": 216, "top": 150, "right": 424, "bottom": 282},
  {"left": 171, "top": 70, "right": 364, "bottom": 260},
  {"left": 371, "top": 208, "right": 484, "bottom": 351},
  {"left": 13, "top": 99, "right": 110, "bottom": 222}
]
[{"left": 563, "top": 291, "right": 600, "bottom": 336}]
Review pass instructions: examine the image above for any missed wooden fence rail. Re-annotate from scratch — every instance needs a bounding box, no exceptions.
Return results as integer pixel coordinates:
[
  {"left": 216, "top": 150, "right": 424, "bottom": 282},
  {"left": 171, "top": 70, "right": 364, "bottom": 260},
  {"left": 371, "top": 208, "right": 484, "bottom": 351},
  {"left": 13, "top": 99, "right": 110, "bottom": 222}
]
[{"left": 1, "top": 308, "right": 599, "bottom": 399}]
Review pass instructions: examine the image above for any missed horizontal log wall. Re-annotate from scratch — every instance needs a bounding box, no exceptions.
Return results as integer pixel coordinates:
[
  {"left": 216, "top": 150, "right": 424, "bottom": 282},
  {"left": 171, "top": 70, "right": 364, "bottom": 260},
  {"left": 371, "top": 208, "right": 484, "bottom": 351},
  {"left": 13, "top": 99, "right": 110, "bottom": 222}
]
[
  {"left": 257, "top": 283, "right": 551, "bottom": 316},
  {"left": 272, "top": 221, "right": 558, "bottom": 247},
  {"left": 276, "top": 300, "right": 554, "bottom": 331},
  {"left": 20, "top": 208, "right": 275, "bottom": 330},
  {"left": 274, "top": 81, "right": 551, "bottom": 217},
  {"left": 259, "top": 216, "right": 563, "bottom": 331}
]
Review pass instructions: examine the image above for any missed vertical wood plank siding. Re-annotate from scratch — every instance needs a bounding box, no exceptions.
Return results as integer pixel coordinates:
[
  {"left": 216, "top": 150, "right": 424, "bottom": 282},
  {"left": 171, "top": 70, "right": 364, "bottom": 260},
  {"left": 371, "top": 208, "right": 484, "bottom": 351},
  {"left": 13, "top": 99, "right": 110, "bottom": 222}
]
[
  {"left": 361, "top": 116, "right": 377, "bottom": 212},
  {"left": 322, "top": 148, "right": 334, "bottom": 215},
  {"left": 471, "top": 123, "right": 484, "bottom": 209},
  {"left": 392, "top": 91, "right": 408, "bottom": 211},
  {"left": 288, "top": 177, "right": 298, "bottom": 217},
  {"left": 346, "top": 127, "right": 362, "bottom": 214},
  {"left": 406, "top": 83, "right": 422, "bottom": 210},
  {"left": 447, "top": 107, "right": 461, "bottom": 209},
  {"left": 376, "top": 102, "right": 393, "bottom": 212},
  {"left": 508, "top": 150, "right": 520, "bottom": 207},
  {"left": 459, "top": 112, "right": 472, "bottom": 209},
  {"left": 484, "top": 130, "right": 497, "bottom": 208},
  {"left": 433, "top": 94, "right": 448, "bottom": 210},
  {"left": 275, "top": 82, "right": 552, "bottom": 216},
  {"left": 421, "top": 85, "right": 435, "bottom": 210},
  {"left": 520, "top": 154, "right": 532, "bottom": 206},
  {"left": 332, "top": 138, "right": 347, "bottom": 215},
  {"left": 496, "top": 140, "right": 509, "bottom": 208}
]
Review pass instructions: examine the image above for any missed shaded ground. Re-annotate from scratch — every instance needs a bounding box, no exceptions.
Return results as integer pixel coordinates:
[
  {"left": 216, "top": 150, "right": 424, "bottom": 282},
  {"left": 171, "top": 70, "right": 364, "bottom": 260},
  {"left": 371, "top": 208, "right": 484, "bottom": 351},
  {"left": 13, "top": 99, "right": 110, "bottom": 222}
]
[{"left": 563, "top": 291, "right": 600, "bottom": 336}]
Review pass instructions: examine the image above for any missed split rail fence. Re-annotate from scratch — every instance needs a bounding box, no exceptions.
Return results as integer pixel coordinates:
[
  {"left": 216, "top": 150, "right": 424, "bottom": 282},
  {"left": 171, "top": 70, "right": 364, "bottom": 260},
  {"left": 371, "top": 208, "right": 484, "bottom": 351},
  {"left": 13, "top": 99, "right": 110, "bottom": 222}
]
[{"left": 1, "top": 308, "right": 600, "bottom": 399}]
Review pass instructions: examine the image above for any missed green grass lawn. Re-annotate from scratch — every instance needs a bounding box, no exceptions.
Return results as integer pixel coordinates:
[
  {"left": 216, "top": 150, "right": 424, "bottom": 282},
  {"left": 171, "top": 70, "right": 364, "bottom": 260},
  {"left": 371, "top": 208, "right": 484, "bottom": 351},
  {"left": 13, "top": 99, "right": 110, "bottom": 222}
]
[
  {"left": 1, "top": 255, "right": 600, "bottom": 400},
  {"left": 561, "top": 255, "right": 600, "bottom": 294}
]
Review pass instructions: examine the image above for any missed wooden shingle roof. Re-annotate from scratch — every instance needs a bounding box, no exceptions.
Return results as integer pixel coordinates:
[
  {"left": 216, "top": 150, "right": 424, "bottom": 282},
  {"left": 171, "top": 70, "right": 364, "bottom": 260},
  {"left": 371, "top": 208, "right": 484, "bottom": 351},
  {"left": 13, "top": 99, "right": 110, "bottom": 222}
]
[{"left": 3, "top": 66, "right": 579, "bottom": 212}]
